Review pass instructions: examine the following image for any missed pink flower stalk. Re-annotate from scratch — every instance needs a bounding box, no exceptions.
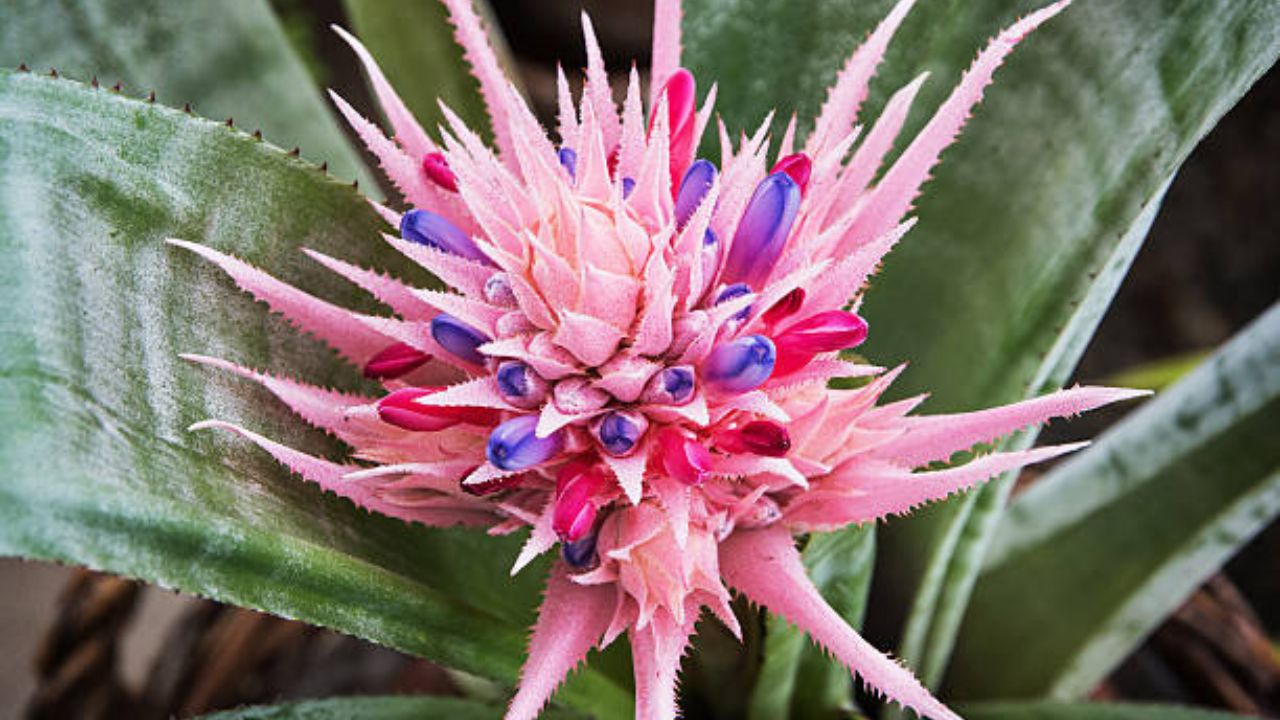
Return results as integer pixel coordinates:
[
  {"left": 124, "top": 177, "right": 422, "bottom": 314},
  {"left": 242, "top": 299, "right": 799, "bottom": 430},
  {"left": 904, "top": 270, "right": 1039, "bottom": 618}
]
[{"left": 171, "top": 0, "right": 1147, "bottom": 717}]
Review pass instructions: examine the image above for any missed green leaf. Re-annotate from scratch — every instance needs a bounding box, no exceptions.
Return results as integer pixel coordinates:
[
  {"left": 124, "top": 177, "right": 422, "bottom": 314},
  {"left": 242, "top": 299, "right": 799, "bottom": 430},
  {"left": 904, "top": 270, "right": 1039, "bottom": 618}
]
[
  {"left": 961, "top": 701, "right": 1261, "bottom": 720},
  {"left": 199, "top": 695, "right": 579, "bottom": 720},
  {"left": 685, "top": 0, "right": 1280, "bottom": 692},
  {"left": 748, "top": 526, "right": 875, "bottom": 720},
  {"left": 1105, "top": 350, "right": 1211, "bottom": 393},
  {"left": 0, "top": 0, "right": 376, "bottom": 189},
  {"left": 342, "top": 0, "right": 508, "bottom": 137},
  {"left": 0, "top": 71, "right": 628, "bottom": 719},
  {"left": 948, "top": 304, "right": 1280, "bottom": 699}
]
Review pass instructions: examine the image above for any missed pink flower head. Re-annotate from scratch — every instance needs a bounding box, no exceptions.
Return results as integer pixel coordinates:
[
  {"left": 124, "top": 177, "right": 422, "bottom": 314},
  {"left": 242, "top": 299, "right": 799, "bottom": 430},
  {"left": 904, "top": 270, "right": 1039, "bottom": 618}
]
[{"left": 172, "top": 0, "right": 1148, "bottom": 717}]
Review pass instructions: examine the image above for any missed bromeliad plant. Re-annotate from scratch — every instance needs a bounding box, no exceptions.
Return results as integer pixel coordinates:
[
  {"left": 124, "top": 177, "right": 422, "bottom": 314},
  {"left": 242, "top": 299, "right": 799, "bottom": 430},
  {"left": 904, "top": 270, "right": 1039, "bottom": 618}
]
[{"left": 1, "top": 0, "right": 1278, "bottom": 719}]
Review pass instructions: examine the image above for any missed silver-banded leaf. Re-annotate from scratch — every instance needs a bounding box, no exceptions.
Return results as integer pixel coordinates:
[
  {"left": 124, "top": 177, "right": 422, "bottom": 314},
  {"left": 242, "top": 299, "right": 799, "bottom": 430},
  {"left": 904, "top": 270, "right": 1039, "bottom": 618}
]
[
  {"left": 961, "top": 701, "right": 1261, "bottom": 720},
  {"left": 685, "top": 0, "right": 1280, "bottom": 694},
  {"left": 198, "top": 695, "right": 578, "bottom": 720},
  {"left": 0, "top": 71, "right": 629, "bottom": 718},
  {"left": 0, "top": 0, "right": 376, "bottom": 189},
  {"left": 948, "top": 303, "right": 1280, "bottom": 699}
]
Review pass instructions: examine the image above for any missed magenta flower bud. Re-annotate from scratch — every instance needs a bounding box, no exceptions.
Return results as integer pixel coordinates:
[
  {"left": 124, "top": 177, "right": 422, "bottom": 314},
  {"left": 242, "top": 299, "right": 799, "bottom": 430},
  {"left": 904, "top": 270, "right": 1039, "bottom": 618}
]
[
  {"left": 592, "top": 411, "right": 649, "bottom": 457},
  {"left": 702, "top": 335, "right": 776, "bottom": 393},
  {"left": 421, "top": 151, "right": 458, "bottom": 192},
  {"left": 717, "top": 420, "right": 792, "bottom": 457},
  {"left": 772, "top": 310, "right": 868, "bottom": 376},
  {"left": 486, "top": 415, "right": 565, "bottom": 471},
  {"left": 495, "top": 360, "right": 548, "bottom": 409},
  {"left": 770, "top": 152, "right": 812, "bottom": 193},
  {"left": 483, "top": 273, "right": 518, "bottom": 307},
  {"left": 377, "top": 387, "right": 500, "bottom": 432},
  {"left": 721, "top": 172, "right": 801, "bottom": 287},
  {"left": 675, "top": 159, "right": 717, "bottom": 228},
  {"left": 430, "top": 313, "right": 491, "bottom": 366},
  {"left": 363, "top": 342, "right": 431, "bottom": 380},
  {"left": 658, "top": 428, "right": 713, "bottom": 487},
  {"left": 762, "top": 287, "right": 805, "bottom": 327},
  {"left": 642, "top": 366, "right": 696, "bottom": 405},
  {"left": 553, "top": 460, "right": 606, "bottom": 542},
  {"left": 650, "top": 68, "right": 698, "bottom": 186},
  {"left": 400, "top": 209, "right": 490, "bottom": 264},
  {"left": 558, "top": 147, "right": 578, "bottom": 180}
]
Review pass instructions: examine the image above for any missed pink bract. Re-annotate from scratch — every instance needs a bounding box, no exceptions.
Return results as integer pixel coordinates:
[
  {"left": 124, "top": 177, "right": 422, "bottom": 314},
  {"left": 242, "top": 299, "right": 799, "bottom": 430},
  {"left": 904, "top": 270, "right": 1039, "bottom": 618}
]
[{"left": 172, "top": 1, "right": 1146, "bottom": 717}]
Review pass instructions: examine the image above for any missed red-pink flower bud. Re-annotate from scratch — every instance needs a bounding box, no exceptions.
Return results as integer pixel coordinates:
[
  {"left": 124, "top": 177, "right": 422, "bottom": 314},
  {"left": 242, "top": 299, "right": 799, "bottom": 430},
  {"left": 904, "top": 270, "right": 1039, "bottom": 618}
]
[
  {"left": 363, "top": 342, "right": 431, "bottom": 380},
  {"left": 658, "top": 428, "right": 714, "bottom": 486},
  {"left": 716, "top": 420, "right": 792, "bottom": 457},
  {"left": 762, "top": 288, "right": 805, "bottom": 327},
  {"left": 770, "top": 153, "right": 812, "bottom": 194},
  {"left": 772, "top": 311, "right": 869, "bottom": 376},
  {"left": 553, "top": 460, "right": 607, "bottom": 542},
  {"left": 377, "top": 387, "right": 500, "bottom": 432},
  {"left": 421, "top": 151, "right": 458, "bottom": 192},
  {"left": 649, "top": 68, "right": 697, "bottom": 190}
]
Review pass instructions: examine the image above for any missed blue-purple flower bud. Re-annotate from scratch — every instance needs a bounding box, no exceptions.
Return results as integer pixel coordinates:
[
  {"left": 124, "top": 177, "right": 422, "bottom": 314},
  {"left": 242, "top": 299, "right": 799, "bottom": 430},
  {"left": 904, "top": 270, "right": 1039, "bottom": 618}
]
[
  {"left": 486, "top": 415, "right": 565, "bottom": 471},
  {"left": 642, "top": 365, "right": 696, "bottom": 405},
  {"left": 430, "top": 313, "right": 491, "bottom": 366},
  {"left": 721, "top": 172, "right": 801, "bottom": 287},
  {"left": 558, "top": 147, "right": 578, "bottom": 180},
  {"left": 715, "top": 282, "right": 753, "bottom": 321},
  {"left": 482, "top": 273, "right": 517, "bottom": 307},
  {"left": 621, "top": 177, "right": 636, "bottom": 198},
  {"left": 593, "top": 411, "right": 648, "bottom": 457},
  {"left": 562, "top": 530, "right": 598, "bottom": 568},
  {"left": 674, "top": 159, "right": 717, "bottom": 228},
  {"left": 495, "top": 360, "right": 548, "bottom": 409},
  {"left": 701, "top": 335, "right": 776, "bottom": 393},
  {"left": 400, "top": 209, "right": 490, "bottom": 264}
]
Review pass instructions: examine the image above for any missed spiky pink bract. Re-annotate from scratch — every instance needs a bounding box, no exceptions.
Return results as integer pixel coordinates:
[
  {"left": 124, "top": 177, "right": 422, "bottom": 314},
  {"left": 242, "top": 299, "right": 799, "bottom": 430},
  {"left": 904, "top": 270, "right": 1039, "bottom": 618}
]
[{"left": 174, "top": 1, "right": 1144, "bottom": 718}]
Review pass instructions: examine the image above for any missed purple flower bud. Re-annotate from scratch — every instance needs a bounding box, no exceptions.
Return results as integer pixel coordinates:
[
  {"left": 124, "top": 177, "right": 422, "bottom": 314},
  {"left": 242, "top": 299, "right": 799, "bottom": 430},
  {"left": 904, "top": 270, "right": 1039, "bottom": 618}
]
[
  {"left": 400, "top": 209, "right": 490, "bottom": 264},
  {"left": 483, "top": 273, "right": 517, "bottom": 307},
  {"left": 674, "top": 159, "right": 717, "bottom": 228},
  {"left": 714, "top": 282, "right": 753, "bottom": 321},
  {"left": 697, "top": 228, "right": 722, "bottom": 301},
  {"left": 430, "top": 313, "right": 491, "bottom": 366},
  {"left": 721, "top": 172, "right": 801, "bottom": 287},
  {"left": 593, "top": 411, "right": 648, "bottom": 457},
  {"left": 486, "top": 415, "right": 565, "bottom": 471},
  {"left": 621, "top": 177, "right": 636, "bottom": 198},
  {"left": 562, "top": 530, "right": 598, "bottom": 569},
  {"left": 495, "top": 360, "right": 548, "bottom": 409},
  {"left": 558, "top": 147, "right": 578, "bottom": 180},
  {"left": 701, "top": 335, "right": 776, "bottom": 393},
  {"left": 642, "top": 366, "right": 696, "bottom": 405}
]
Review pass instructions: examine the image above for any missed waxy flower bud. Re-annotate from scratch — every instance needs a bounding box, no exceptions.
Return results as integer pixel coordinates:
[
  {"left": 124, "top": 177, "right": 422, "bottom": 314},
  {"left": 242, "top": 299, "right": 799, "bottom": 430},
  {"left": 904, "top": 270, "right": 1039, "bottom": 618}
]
[
  {"left": 486, "top": 415, "right": 565, "bottom": 471},
  {"left": 376, "top": 387, "right": 499, "bottom": 432},
  {"left": 430, "top": 313, "right": 491, "bottom": 366},
  {"left": 721, "top": 172, "right": 801, "bottom": 287},
  {"left": 642, "top": 366, "right": 696, "bottom": 406},
  {"left": 658, "top": 428, "right": 714, "bottom": 487},
  {"left": 702, "top": 335, "right": 776, "bottom": 393},
  {"left": 770, "top": 153, "right": 812, "bottom": 193},
  {"left": 592, "top": 411, "right": 649, "bottom": 457},
  {"left": 483, "top": 273, "right": 518, "bottom": 307},
  {"left": 717, "top": 420, "right": 792, "bottom": 457},
  {"left": 421, "top": 151, "right": 459, "bottom": 192},
  {"left": 562, "top": 531, "right": 599, "bottom": 569},
  {"left": 400, "top": 209, "right": 490, "bottom": 264},
  {"left": 621, "top": 177, "right": 636, "bottom": 198},
  {"left": 714, "top": 282, "right": 753, "bottom": 322},
  {"left": 650, "top": 68, "right": 697, "bottom": 187},
  {"left": 553, "top": 460, "right": 606, "bottom": 542},
  {"left": 558, "top": 147, "right": 578, "bottom": 180},
  {"left": 674, "top": 159, "right": 717, "bottom": 228},
  {"left": 772, "top": 310, "right": 869, "bottom": 376},
  {"left": 495, "top": 360, "right": 549, "bottom": 409},
  {"left": 762, "top": 287, "right": 805, "bottom": 327},
  {"left": 363, "top": 342, "right": 430, "bottom": 380}
]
